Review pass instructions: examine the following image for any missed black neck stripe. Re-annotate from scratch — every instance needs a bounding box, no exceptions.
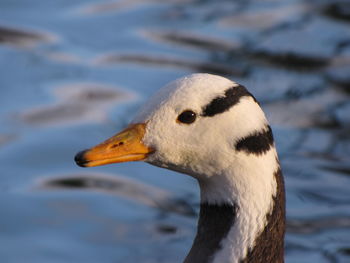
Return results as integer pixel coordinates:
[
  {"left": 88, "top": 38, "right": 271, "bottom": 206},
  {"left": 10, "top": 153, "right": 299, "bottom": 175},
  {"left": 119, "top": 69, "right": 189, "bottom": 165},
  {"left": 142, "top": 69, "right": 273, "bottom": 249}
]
[
  {"left": 235, "top": 125, "right": 274, "bottom": 156},
  {"left": 202, "top": 85, "right": 257, "bottom": 117},
  {"left": 184, "top": 203, "right": 237, "bottom": 263}
]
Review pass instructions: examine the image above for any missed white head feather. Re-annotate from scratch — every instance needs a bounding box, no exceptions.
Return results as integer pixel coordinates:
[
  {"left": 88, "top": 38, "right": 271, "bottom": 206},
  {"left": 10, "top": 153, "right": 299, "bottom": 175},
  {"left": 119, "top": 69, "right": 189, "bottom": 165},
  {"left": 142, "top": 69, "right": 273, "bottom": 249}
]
[{"left": 133, "top": 73, "right": 280, "bottom": 262}]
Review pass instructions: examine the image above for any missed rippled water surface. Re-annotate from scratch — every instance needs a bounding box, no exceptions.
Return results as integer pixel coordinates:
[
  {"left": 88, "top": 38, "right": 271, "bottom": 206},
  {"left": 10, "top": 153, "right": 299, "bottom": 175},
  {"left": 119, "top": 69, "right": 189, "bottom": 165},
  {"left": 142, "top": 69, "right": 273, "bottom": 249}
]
[{"left": 1, "top": 0, "right": 350, "bottom": 262}]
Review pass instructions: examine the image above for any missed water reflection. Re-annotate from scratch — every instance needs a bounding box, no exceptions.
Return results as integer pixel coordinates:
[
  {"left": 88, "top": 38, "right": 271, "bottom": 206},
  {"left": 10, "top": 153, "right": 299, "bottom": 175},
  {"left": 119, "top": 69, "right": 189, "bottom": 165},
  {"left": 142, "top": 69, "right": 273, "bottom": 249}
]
[
  {"left": 19, "top": 83, "right": 135, "bottom": 126},
  {"left": 37, "top": 173, "right": 195, "bottom": 217},
  {"left": 0, "top": 134, "right": 17, "bottom": 147},
  {"left": 97, "top": 53, "right": 246, "bottom": 76},
  {"left": 0, "top": 25, "right": 54, "bottom": 47}
]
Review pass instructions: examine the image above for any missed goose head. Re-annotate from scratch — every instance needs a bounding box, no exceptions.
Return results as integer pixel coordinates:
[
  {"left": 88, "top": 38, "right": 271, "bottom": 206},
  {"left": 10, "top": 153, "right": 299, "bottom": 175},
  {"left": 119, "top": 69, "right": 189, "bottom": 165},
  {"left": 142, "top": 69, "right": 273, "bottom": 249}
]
[
  {"left": 75, "top": 73, "right": 285, "bottom": 263},
  {"left": 75, "top": 73, "right": 269, "bottom": 185}
]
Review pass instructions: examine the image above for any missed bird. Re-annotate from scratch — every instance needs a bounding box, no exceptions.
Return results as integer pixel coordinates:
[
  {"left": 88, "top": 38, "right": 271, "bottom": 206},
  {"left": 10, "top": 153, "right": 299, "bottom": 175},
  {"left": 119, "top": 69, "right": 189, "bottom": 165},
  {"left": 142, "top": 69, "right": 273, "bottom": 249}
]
[{"left": 75, "top": 73, "right": 285, "bottom": 263}]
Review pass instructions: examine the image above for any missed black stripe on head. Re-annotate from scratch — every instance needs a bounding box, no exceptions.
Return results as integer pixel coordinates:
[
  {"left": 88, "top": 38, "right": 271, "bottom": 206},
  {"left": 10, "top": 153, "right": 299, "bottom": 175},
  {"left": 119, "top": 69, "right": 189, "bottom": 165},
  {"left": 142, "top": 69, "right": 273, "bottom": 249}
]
[
  {"left": 235, "top": 125, "right": 274, "bottom": 155},
  {"left": 202, "top": 84, "right": 257, "bottom": 117}
]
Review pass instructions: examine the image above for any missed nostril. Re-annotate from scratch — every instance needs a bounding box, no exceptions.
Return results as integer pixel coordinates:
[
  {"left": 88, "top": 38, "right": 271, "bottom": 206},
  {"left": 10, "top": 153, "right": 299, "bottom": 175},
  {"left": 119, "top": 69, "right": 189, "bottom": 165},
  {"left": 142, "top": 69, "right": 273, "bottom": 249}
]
[{"left": 111, "top": 142, "right": 124, "bottom": 148}]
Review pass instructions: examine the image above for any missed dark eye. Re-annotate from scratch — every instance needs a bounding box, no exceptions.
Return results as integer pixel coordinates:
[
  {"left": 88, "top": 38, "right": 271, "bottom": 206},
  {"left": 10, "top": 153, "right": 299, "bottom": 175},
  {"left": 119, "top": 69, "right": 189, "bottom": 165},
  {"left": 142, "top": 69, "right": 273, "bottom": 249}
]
[{"left": 177, "top": 110, "right": 197, "bottom": 124}]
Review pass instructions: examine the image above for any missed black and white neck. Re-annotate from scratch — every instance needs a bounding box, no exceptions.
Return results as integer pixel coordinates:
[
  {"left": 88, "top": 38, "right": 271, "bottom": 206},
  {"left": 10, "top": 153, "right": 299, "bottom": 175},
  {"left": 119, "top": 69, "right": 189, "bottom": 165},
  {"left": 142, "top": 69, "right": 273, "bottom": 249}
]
[
  {"left": 130, "top": 74, "right": 287, "bottom": 263},
  {"left": 185, "top": 139, "right": 285, "bottom": 263}
]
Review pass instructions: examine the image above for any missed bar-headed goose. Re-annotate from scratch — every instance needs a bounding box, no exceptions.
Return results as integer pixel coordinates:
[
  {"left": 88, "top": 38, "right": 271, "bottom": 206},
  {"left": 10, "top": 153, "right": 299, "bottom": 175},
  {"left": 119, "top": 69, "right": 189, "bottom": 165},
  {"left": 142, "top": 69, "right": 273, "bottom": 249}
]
[{"left": 75, "top": 73, "right": 285, "bottom": 263}]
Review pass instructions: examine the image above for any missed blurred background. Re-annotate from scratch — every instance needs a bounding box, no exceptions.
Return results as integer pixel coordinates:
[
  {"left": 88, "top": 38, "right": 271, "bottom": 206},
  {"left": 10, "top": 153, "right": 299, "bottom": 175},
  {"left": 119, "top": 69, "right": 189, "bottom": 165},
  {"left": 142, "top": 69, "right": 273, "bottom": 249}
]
[{"left": 0, "top": 0, "right": 350, "bottom": 262}]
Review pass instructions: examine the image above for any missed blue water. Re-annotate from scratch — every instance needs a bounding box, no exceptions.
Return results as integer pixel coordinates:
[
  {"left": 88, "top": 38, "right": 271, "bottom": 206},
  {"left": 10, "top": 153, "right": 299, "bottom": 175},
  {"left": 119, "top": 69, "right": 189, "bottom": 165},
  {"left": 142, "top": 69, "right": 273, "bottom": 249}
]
[{"left": 1, "top": 0, "right": 350, "bottom": 262}]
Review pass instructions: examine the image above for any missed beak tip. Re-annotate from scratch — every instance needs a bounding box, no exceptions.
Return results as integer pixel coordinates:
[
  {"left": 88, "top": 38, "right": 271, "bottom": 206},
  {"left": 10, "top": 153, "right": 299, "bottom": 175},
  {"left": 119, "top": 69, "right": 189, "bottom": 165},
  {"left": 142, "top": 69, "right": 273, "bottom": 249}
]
[{"left": 74, "top": 149, "right": 89, "bottom": 167}]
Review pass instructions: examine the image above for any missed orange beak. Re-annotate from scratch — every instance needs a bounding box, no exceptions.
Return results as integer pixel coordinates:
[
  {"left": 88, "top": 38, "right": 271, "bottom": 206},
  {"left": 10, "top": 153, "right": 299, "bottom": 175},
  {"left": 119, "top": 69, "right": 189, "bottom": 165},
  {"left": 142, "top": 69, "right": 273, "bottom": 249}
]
[{"left": 74, "top": 123, "right": 154, "bottom": 167}]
